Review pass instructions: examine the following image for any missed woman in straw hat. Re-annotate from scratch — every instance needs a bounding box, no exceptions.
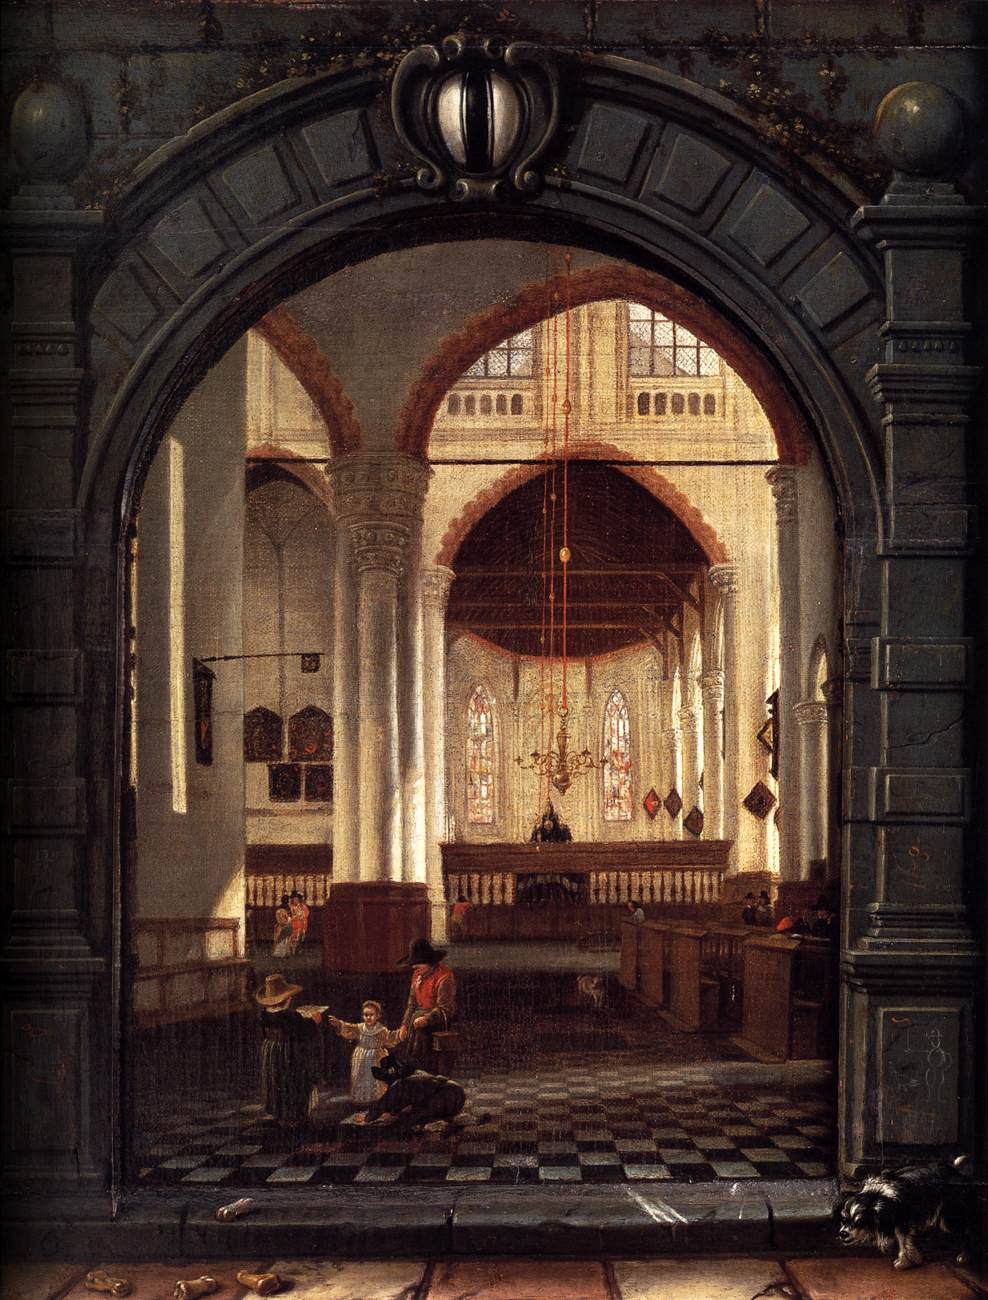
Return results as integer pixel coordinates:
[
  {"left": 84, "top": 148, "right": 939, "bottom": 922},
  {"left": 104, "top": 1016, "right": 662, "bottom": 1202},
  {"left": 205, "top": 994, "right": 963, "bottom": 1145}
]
[{"left": 255, "top": 972, "right": 321, "bottom": 1126}]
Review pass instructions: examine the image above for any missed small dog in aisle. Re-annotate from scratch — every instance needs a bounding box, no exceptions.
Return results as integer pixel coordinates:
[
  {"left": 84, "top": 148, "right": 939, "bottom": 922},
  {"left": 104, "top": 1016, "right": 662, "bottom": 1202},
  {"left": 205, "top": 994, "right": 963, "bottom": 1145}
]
[
  {"left": 576, "top": 973, "right": 606, "bottom": 1012},
  {"left": 834, "top": 1155, "right": 974, "bottom": 1270}
]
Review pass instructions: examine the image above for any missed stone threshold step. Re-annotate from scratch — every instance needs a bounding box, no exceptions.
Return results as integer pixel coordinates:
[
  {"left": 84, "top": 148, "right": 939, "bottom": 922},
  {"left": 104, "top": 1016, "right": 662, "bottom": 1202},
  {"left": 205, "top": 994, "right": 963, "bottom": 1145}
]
[{"left": 1, "top": 1178, "right": 837, "bottom": 1260}]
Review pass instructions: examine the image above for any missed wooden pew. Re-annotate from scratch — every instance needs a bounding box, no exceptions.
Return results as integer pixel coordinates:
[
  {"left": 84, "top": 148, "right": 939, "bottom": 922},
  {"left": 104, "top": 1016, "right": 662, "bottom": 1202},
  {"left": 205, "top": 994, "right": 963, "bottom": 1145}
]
[
  {"left": 637, "top": 920, "right": 668, "bottom": 1008},
  {"left": 619, "top": 919, "right": 641, "bottom": 992},
  {"left": 656, "top": 921, "right": 715, "bottom": 1032},
  {"left": 700, "top": 923, "right": 754, "bottom": 1029},
  {"left": 734, "top": 932, "right": 834, "bottom": 1061}
]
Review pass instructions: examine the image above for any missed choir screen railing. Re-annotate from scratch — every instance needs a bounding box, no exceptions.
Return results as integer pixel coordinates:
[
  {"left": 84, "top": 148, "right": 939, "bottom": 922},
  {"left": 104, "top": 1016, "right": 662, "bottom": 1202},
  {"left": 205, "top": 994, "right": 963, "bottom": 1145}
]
[{"left": 441, "top": 842, "right": 730, "bottom": 909}]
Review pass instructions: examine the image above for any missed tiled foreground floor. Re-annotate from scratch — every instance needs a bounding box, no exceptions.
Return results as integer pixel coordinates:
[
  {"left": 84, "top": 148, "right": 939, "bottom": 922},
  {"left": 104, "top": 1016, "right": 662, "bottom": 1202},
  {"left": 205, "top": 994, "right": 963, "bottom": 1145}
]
[
  {"left": 5, "top": 1254, "right": 984, "bottom": 1299},
  {"left": 136, "top": 1067, "right": 833, "bottom": 1188}
]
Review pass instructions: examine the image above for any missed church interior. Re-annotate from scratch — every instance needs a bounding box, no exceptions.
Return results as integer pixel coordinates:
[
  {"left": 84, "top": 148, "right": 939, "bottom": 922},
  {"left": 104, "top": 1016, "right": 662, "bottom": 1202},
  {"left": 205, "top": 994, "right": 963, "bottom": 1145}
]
[{"left": 126, "top": 239, "right": 843, "bottom": 1191}]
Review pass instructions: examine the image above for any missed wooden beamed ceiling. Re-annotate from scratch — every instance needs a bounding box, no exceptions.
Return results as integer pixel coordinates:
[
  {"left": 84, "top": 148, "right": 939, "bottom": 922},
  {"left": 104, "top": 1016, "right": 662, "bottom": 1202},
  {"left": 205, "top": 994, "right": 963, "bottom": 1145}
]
[{"left": 448, "top": 464, "right": 708, "bottom": 658}]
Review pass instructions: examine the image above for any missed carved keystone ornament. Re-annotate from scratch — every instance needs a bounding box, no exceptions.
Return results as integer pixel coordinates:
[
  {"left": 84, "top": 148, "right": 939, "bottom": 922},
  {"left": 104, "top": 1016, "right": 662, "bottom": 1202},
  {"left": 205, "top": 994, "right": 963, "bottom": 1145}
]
[{"left": 391, "top": 34, "right": 559, "bottom": 201}]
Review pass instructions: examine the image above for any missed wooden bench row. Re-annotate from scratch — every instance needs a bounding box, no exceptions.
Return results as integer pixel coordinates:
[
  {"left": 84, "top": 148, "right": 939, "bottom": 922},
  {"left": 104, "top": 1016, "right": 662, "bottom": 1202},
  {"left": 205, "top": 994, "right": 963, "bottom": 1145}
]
[{"left": 619, "top": 919, "right": 835, "bottom": 1062}]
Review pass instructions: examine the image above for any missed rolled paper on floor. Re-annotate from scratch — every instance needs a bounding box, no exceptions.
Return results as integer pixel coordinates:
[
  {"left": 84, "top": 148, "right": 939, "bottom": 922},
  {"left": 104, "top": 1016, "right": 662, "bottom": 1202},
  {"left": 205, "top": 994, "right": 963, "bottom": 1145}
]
[
  {"left": 215, "top": 1196, "right": 255, "bottom": 1221},
  {"left": 235, "top": 1270, "right": 283, "bottom": 1296},
  {"left": 84, "top": 1271, "right": 133, "bottom": 1297},
  {"left": 173, "top": 1279, "right": 218, "bottom": 1300}
]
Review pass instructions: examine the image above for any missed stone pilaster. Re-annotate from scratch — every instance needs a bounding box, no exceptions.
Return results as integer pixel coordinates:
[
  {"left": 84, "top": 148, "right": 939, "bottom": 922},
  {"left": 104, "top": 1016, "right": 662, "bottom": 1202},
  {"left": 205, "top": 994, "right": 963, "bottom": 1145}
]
[
  {"left": 678, "top": 705, "right": 701, "bottom": 835},
  {"left": 794, "top": 700, "right": 829, "bottom": 873},
  {"left": 2, "top": 80, "right": 105, "bottom": 1190},
  {"left": 661, "top": 726, "right": 683, "bottom": 838},
  {"left": 701, "top": 670, "right": 725, "bottom": 838},
  {"left": 708, "top": 564, "right": 740, "bottom": 863},
  {"left": 766, "top": 466, "right": 804, "bottom": 880},
  {"left": 422, "top": 565, "right": 455, "bottom": 940},
  {"left": 845, "top": 82, "right": 982, "bottom": 1173},
  {"left": 331, "top": 522, "right": 359, "bottom": 883}
]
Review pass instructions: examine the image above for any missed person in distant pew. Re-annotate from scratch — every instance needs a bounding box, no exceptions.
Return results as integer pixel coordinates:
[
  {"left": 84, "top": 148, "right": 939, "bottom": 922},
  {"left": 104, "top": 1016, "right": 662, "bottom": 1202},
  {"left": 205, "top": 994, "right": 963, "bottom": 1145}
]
[
  {"left": 811, "top": 899, "right": 838, "bottom": 941},
  {"left": 626, "top": 899, "right": 646, "bottom": 925},
  {"left": 754, "top": 890, "right": 774, "bottom": 927},
  {"left": 741, "top": 892, "right": 758, "bottom": 925},
  {"left": 791, "top": 909, "right": 812, "bottom": 936},
  {"left": 450, "top": 893, "right": 473, "bottom": 941}
]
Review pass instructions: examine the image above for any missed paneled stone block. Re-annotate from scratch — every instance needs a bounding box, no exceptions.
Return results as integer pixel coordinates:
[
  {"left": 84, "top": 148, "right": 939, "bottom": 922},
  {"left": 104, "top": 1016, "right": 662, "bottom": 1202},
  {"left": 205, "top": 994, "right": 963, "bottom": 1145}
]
[
  {"left": 5, "top": 510, "right": 78, "bottom": 564},
  {"left": 222, "top": 146, "right": 300, "bottom": 224},
  {"left": 877, "top": 1007, "right": 960, "bottom": 1144},
  {"left": 91, "top": 263, "right": 161, "bottom": 345},
  {"left": 797, "top": 250, "right": 872, "bottom": 329},
  {"left": 646, "top": 131, "right": 731, "bottom": 214},
  {"left": 574, "top": 104, "right": 652, "bottom": 184},
  {"left": 871, "top": 637, "right": 971, "bottom": 690},
  {"left": 6, "top": 1008, "right": 82, "bottom": 1157},
  {"left": 878, "top": 826, "right": 963, "bottom": 906},
  {"left": 7, "top": 649, "right": 83, "bottom": 702},
  {"left": 869, "top": 767, "right": 968, "bottom": 823},
  {"left": 888, "top": 503, "right": 974, "bottom": 551},
  {"left": 148, "top": 196, "right": 225, "bottom": 279},
  {"left": 728, "top": 183, "right": 811, "bottom": 267},
  {"left": 8, "top": 780, "right": 86, "bottom": 833},
  {"left": 301, "top": 110, "right": 376, "bottom": 187}
]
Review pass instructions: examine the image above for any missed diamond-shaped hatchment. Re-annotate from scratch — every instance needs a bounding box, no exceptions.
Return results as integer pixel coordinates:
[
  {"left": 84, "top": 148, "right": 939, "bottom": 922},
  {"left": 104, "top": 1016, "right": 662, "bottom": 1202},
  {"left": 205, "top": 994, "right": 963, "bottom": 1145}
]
[
  {"left": 743, "top": 781, "right": 777, "bottom": 820},
  {"left": 684, "top": 806, "right": 704, "bottom": 837},
  {"left": 643, "top": 788, "right": 661, "bottom": 820},
  {"left": 664, "top": 788, "right": 683, "bottom": 819}
]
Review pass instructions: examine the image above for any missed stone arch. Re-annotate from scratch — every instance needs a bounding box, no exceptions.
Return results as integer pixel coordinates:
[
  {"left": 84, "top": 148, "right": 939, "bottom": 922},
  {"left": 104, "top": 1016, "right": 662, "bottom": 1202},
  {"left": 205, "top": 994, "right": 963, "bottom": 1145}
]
[
  {"left": 400, "top": 265, "right": 816, "bottom": 465},
  {"left": 251, "top": 309, "right": 362, "bottom": 455},
  {"left": 435, "top": 439, "right": 729, "bottom": 569},
  {"left": 72, "top": 53, "right": 899, "bottom": 1190},
  {"left": 247, "top": 442, "right": 335, "bottom": 512}
]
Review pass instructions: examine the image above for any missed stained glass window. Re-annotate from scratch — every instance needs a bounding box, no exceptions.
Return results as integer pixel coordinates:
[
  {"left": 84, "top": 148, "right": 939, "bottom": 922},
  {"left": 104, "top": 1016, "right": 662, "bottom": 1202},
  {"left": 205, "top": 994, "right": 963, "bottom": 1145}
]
[
  {"left": 603, "top": 689, "right": 633, "bottom": 821},
  {"left": 464, "top": 329, "right": 534, "bottom": 378},
  {"left": 628, "top": 304, "right": 721, "bottom": 377},
  {"left": 466, "top": 686, "right": 496, "bottom": 824}
]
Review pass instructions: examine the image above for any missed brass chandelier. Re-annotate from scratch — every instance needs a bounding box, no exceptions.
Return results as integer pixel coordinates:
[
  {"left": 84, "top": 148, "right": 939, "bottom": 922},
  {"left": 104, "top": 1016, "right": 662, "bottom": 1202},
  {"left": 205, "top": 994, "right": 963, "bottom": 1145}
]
[{"left": 516, "top": 251, "right": 603, "bottom": 799}]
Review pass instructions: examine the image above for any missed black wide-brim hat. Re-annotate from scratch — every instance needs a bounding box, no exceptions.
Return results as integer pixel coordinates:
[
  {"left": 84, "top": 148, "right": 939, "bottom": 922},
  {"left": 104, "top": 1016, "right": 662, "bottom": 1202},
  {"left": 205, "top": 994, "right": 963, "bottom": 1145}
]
[
  {"left": 397, "top": 937, "right": 447, "bottom": 967},
  {"left": 371, "top": 1052, "right": 415, "bottom": 1083}
]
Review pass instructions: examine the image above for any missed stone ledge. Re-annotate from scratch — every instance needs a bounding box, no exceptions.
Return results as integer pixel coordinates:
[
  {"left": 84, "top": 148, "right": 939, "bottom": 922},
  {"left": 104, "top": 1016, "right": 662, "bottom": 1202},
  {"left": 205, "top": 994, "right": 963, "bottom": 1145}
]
[{"left": 0, "top": 1180, "right": 839, "bottom": 1260}]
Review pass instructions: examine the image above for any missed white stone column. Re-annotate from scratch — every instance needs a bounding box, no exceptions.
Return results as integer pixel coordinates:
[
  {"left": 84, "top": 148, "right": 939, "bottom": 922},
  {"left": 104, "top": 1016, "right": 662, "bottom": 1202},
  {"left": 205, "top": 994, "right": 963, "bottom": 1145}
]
[
  {"left": 400, "top": 515, "right": 426, "bottom": 886},
  {"left": 661, "top": 726, "right": 683, "bottom": 838},
  {"left": 331, "top": 522, "right": 359, "bottom": 882},
  {"left": 795, "top": 699, "right": 829, "bottom": 878},
  {"left": 701, "top": 669, "right": 725, "bottom": 837},
  {"left": 333, "top": 453, "right": 429, "bottom": 886},
  {"left": 708, "top": 564, "right": 740, "bottom": 865},
  {"left": 679, "top": 705, "right": 701, "bottom": 833},
  {"left": 766, "top": 466, "right": 803, "bottom": 881},
  {"left": 422, "top": 565, "right": 455, "bottom": 939}
]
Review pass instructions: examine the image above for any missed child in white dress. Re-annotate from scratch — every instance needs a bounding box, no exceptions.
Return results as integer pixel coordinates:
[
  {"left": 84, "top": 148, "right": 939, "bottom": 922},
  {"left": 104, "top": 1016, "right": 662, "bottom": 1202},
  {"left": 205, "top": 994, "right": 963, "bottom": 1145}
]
[{"left": 327, "top": 1001, "right": 400, "bottom": 1104}]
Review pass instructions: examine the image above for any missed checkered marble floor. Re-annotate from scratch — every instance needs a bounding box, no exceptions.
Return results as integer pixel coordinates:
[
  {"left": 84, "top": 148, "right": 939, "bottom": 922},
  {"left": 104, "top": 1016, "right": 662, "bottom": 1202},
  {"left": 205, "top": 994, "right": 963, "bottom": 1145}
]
[{"left": 136, "top": 1061, "right": 833, "bottom": 1187}]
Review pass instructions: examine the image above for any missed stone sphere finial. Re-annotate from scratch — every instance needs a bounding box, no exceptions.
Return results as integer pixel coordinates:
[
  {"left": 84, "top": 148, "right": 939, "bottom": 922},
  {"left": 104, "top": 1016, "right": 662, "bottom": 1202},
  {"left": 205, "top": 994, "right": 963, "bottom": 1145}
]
[
  {"left": 873, "top": 81, "right": 965, "bottom": 178},
  {"left": 10, "top": 79, "right": 90, "bottom": 185}
]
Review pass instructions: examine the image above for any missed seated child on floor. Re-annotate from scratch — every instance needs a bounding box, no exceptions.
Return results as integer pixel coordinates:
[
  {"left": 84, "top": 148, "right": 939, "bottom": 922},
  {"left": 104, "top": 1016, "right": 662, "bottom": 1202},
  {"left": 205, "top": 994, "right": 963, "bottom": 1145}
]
[{"left": 327, "top": 1001, "right": 400, "bottom": 1104}]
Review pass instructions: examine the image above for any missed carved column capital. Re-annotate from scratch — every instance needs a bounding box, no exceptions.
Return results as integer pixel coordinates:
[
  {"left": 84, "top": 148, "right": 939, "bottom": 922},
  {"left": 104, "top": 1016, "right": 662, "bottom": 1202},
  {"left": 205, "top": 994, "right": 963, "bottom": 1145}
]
[
  {"left": 331, "top": 452, "right": 431, "bottom": 524},
  {"left": 708, "top": 563, "right": 738, "bottom": 595},
  {"left": 678, "top": 706, "right": 698, "bottom": 739},
  {"left": 422, "top": 564, "right": 456, "bottom": 613},
  {"left": 765, "top": 465, "right": 799, "bottom": 525},
  {"left": 349, "top": 520, "right": 410, "bottom": 577},
  {"left": 794, "top": 699, "right": 828, "bottom": 727}
]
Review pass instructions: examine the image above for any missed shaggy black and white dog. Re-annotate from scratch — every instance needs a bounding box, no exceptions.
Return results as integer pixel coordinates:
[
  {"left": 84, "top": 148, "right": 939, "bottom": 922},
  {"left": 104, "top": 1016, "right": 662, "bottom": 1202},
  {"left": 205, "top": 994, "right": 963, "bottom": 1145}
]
[{"left": 835, "top": 1157, "right": 972, "bottom": 1270}]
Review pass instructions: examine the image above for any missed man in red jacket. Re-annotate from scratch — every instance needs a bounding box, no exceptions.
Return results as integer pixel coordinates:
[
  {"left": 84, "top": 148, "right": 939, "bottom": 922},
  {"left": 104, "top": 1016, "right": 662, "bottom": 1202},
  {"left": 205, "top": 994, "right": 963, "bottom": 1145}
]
[{"left": 396, "top": 938, "right": 456, "bottom": 1070}]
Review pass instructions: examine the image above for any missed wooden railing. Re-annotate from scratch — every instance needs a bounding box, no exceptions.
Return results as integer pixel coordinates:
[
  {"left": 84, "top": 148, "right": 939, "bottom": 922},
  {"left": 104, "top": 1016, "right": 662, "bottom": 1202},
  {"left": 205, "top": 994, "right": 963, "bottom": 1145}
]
[
  {"left": 441, "top": 841, "right": 730, "bottom": 909},
  {"left": 245, "top": 871, "right": 332, "bottom": 908}
]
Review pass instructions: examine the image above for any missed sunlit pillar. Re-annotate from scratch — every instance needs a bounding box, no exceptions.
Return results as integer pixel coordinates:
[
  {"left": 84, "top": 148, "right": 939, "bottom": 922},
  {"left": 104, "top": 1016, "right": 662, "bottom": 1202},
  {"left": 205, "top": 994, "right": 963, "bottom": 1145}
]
[
  {"left": 766, "top": 466, "right": 803, "bottom": 881},
  {"left": 795, "top": 699, "right": 829, "bottom": 879},
  {"left": 701, "top": 669, "right": 725, "bottom": 837},
  {"left": 708, "top": 563, "right": 740, "bottom": 864},
  {"left": 331, "top": 522, "right": 359, "bottom": 883},
  {"left": 422, "top": 564, "right": 455, "bottom": 939},
  {"left": 679, "top": 704, "right": 701, "bottom": 834},
  {"left": 661, "top": 725, "right": 683, "bottom": 838}
]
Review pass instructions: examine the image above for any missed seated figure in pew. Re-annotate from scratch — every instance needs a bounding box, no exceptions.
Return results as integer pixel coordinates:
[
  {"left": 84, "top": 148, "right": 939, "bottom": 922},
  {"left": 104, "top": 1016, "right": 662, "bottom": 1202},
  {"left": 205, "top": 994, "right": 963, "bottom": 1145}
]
[
  {"left": 519, "top": 801, "right": 584, "bottom": 903},
  {"left": 741, "top": 892, "right": 758, "bottom": 925}
]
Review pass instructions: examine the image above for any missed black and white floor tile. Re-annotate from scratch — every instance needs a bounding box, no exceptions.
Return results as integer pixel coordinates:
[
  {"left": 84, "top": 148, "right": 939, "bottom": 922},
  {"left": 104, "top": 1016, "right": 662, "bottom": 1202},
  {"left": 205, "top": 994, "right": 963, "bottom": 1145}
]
[{"left": 136, "top": 1062, "right": 833, "bottom": 1188}]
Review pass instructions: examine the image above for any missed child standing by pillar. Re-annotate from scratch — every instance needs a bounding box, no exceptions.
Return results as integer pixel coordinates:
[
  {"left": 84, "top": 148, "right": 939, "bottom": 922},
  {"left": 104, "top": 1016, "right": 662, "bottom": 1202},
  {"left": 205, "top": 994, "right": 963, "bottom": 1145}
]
[{"left": 327, "top": 1001, "right": 400, "bottom": 1104}]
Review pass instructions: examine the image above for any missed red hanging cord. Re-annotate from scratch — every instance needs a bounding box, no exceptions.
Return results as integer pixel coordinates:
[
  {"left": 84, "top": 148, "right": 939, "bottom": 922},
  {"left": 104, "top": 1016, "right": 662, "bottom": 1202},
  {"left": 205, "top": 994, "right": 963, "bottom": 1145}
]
[{"left": 561, "top": 250, "right": 572, "bottom": 713}]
